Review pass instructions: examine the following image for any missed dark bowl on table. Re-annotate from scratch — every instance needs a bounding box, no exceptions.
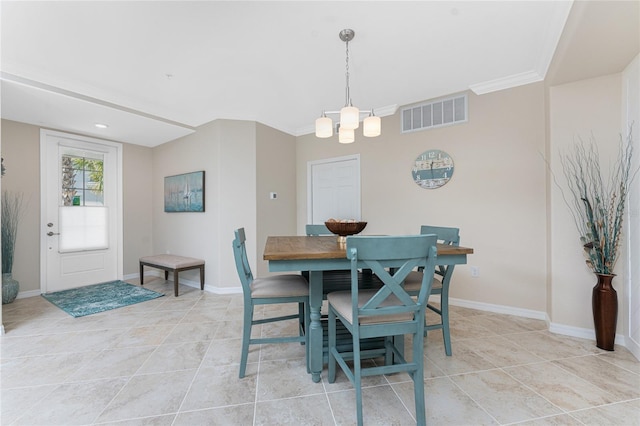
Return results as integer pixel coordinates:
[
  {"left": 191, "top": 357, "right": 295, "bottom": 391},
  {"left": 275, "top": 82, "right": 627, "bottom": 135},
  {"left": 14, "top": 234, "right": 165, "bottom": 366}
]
[{"left": 324, "top": 221, "right": 367, "bottom": 242}]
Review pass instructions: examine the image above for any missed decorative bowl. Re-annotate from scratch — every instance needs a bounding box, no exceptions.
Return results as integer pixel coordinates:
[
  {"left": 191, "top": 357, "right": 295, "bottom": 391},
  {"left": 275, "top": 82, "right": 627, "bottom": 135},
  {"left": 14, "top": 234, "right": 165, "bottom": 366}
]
[{"left": 324, "top": 221, "right": 367, "bottom": 243}]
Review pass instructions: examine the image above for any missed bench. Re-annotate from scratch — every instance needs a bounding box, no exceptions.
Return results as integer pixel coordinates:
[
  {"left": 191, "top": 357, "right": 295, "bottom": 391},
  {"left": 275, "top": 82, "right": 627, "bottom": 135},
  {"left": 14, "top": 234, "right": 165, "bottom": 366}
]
[{"left": 139, "top": 254, "right": 205, "bottom": 297}]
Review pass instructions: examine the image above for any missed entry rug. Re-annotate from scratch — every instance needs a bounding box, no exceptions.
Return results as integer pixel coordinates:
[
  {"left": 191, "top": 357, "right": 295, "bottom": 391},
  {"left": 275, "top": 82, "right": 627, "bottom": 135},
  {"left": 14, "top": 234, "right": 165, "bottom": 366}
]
[{"left": 42, "top": 280, "right": 164, "bottom": 317}]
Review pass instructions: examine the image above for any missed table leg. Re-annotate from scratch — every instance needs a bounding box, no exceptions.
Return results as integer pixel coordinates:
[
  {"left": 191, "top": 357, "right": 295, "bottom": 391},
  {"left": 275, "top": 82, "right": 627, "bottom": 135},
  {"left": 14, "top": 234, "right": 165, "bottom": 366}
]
[{"left": 308, "top": 270, "right": 323, "bottom": 383}]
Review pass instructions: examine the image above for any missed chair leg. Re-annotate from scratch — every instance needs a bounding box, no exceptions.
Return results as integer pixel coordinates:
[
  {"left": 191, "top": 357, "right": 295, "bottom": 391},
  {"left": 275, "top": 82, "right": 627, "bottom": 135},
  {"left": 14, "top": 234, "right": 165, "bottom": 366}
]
[
  {"left": 303, "top": 301, "right": 310, "bottom": 374},
  {"left": 239, "top": 303, "right": 254, "bottom": 378},
  {"left": 413, "top": 328, "right": 426, "bottom": 426},
  {"left": 328, "top": 308, "right": 337, "bottom": 383},
  {"left": 441, "top": 287, "right": 452, "bottom": 356},
  {"left": 298, "top": 302, "right": 305, "bottom": 338},
  {"left": 353, "top": 332, "right": 363, "bottom": 426}
]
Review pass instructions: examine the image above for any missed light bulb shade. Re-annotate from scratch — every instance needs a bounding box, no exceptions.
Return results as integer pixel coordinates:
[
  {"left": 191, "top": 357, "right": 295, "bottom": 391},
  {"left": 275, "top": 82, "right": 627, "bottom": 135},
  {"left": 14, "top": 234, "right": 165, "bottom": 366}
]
[
  {"left": 340, "top": 106, "right": 360, "bottom": 130},
  {"left": 338, "top": 126, "right": 355, "bottom": 144},
  {"left": 363, "top": 115, "right": 381, "bottom": 137},
  {"left": 315, "top": 116, "right": 333, "bottom": 138}
]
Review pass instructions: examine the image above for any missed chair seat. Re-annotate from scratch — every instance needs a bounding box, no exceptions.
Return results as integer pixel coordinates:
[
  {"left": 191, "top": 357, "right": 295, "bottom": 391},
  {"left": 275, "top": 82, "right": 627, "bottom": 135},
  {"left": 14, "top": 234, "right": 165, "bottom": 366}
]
[
  {"left": 251, "top": 275, "right": 309, "bottom": 298},
  {"left": 327, "top": 290, "right": 414, "bottom": 325},
  {"left": 403, "top": 270, "right": 442, "bottom": 292}
]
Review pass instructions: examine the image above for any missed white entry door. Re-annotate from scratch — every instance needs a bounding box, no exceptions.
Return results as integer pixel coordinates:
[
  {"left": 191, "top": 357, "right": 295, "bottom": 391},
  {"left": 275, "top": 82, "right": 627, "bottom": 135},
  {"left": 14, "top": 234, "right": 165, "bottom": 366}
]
[
  {"left": 307, "top": 154, "right": 361, "bottom": 224},
  {"left": 40, "top": 130, "right": 123, "bottom": 293}
]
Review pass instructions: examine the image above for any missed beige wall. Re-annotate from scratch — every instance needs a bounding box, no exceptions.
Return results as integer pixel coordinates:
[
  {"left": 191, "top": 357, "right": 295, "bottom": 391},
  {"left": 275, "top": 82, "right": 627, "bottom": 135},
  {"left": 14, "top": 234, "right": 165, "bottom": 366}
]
[
  {"left": 151, "top": 119, "right": 297, "bottom": 291},
  {"left": 549, "top": 73, "right": 625, "bottom": 332},
  {"left": 255, "top": 123, "right": 297, "bottom": 277},
  {"left": 122, "top": 143, "right": 154, "bottom": 274},
  {"left": 152, "top": 120, "right": 222, "bottom": 288},
  {"left": 1, "top": 120, "right": 41, "bottom": 293},
  {"left": 296, "top": 84, "right": 548, "bottom": 314}
]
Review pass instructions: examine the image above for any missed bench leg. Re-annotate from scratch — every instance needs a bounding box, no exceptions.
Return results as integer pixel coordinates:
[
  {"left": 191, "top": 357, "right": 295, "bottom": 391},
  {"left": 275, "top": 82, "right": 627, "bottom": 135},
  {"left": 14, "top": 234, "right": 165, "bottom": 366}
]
[
  {"left": 140, "top": 263, "right": 144, "bottom": 285},
  {"left": 164, "top": 271, "right": 169, "bottom": 281},
  {"left": 174, "top": 270, "right": 179, "bottom": 297},
  {"left": 200, "top": 265, "right": 205, "bottom": 290}
]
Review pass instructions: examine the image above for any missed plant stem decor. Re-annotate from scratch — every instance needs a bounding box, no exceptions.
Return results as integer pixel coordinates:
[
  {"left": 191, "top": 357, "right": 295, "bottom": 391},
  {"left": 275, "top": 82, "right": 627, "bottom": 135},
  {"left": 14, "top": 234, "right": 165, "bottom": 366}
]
[
  {"left": 2, "top": 190, "right": 25, "bottom": 274},
  {"left": 560, "top": 128, "right": 636, "bottom": 275}
]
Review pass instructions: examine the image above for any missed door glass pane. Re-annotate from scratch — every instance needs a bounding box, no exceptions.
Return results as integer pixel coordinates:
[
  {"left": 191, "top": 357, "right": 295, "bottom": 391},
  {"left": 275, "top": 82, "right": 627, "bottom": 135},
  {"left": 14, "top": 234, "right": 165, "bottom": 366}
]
[
  {"left": 59, "top": 152, "right": 107, "bottom": 252},
  {"left": 61, "top": 155, "right": 104, "bottom": 206}
]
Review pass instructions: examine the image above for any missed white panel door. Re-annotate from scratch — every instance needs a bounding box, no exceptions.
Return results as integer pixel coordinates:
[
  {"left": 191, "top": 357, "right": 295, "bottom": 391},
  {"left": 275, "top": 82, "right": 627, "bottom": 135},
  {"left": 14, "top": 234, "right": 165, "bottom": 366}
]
[
  {"left": 41, "top": 130, "right": 123, "bottom": 293},
  {"left": 308, "top": 155, "right": 360, "bottom": 224}
]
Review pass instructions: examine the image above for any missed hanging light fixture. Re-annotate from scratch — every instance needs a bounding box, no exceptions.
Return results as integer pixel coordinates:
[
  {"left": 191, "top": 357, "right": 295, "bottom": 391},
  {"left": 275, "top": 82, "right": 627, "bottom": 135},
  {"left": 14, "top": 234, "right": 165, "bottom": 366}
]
[{"left": 315, "top": 29, "right": 381, "bottom": 143}]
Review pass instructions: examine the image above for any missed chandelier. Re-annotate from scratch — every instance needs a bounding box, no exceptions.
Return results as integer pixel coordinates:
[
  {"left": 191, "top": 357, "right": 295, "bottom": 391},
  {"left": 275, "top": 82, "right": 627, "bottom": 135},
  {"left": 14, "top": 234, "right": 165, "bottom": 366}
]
[{"left": 315, "top": 29, "right": 381, "bottom": 144}]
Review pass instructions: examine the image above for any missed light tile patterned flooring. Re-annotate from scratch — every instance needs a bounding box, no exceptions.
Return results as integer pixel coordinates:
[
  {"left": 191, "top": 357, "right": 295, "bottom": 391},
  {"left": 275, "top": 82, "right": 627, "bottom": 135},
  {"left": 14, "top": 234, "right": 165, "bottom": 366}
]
[{"left": 1, "top": 278, "right": 639, "bottom": 425}]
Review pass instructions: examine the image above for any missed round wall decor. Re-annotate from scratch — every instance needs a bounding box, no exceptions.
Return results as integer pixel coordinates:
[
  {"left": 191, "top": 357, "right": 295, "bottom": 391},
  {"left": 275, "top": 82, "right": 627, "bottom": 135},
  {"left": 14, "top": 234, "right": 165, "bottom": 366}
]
[{"left": 411, "top": 149, "right": 454, "bottom": 189}]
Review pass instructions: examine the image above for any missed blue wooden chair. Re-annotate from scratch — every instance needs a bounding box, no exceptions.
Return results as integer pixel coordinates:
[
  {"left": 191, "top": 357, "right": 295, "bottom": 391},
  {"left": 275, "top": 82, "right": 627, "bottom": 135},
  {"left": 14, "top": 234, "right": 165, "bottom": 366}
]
[
  {"left": 305, "top": 224, "right": 382, "bottom": 296},
  {"left": 403, "top": 225, "right": 460, "bottom": 356},
  {"left": 327, "top": 235, "right": 437, "bottom": 426},
  {"left": 305, "top": 223, "right": 332, "bottom": 236},
  {"left": 232, "top": 228, "right": 309, "bottom": 378}
]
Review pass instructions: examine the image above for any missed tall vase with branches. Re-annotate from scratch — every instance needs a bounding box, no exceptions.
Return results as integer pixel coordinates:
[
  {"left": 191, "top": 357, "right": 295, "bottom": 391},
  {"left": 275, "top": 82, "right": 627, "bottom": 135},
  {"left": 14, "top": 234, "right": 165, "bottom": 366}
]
[
  {"left": 560, "top": 126, "right": 637, "bottom": 350},
  {"left": 2, "top": 190, "right": 25, "bottom": 304}
]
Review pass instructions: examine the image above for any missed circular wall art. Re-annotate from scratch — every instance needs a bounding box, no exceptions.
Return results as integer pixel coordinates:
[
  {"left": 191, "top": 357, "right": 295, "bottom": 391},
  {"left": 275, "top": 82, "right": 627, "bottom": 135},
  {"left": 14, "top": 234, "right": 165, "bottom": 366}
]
[{"left": 411, "top": 149, "right": 454, "bottom": 189}]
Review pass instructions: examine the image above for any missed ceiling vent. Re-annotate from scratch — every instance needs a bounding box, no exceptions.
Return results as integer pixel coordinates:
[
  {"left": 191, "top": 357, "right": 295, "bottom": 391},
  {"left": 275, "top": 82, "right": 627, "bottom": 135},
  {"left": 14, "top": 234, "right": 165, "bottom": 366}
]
[{"left": 401, "top": 94, "right": 467, "bottom": 133}]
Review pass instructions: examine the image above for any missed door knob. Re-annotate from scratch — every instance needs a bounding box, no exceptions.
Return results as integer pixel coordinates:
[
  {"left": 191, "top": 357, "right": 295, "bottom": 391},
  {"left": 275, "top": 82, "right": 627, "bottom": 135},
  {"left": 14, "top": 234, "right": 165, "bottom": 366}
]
[
  {"left": 47, "top": 231, "right": 60, "bottom": 236},
  {"left": 47, "top": 223, "right": 54, "bottom": 227}
]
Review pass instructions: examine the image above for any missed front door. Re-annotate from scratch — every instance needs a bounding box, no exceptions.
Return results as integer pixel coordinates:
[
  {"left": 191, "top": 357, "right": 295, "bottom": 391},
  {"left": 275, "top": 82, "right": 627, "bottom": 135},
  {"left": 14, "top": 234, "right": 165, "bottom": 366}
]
[{"left": 40, "top": 129, "right": 123, "bottom": 293}]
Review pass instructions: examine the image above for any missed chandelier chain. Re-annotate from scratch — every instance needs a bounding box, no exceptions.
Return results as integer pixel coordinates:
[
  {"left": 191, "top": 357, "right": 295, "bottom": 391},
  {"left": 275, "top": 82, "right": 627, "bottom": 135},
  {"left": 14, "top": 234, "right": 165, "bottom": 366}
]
[{"left": 345, "top": 38, "right": 351, "bottom": 107}]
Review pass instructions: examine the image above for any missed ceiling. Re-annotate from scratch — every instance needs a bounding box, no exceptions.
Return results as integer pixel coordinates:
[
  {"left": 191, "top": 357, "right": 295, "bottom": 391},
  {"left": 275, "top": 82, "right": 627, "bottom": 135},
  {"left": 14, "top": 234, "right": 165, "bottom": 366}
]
[{"left": 0, "top": 1, "right": 622, "bottom": 148}]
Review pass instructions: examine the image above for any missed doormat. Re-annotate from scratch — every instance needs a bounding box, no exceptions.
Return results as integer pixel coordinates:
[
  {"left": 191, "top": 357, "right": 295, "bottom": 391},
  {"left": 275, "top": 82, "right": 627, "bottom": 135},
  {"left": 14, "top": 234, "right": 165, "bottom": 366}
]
[{"left": 42, "top": 280, "right": 164, "bottom": 317}]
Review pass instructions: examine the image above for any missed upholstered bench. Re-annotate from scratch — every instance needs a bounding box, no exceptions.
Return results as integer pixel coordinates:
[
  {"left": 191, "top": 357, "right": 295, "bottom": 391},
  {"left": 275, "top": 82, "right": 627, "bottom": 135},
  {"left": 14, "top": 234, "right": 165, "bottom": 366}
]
[{"left": 139, "top": 254, "right": 205, "bottom": 297}]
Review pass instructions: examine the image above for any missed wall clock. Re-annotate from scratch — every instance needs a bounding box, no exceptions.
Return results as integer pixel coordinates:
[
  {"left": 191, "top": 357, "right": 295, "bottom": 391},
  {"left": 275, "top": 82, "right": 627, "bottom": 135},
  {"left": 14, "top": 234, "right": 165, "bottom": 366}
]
[{"left": 411, "top": 149, "right": 454, "bottom": 189}]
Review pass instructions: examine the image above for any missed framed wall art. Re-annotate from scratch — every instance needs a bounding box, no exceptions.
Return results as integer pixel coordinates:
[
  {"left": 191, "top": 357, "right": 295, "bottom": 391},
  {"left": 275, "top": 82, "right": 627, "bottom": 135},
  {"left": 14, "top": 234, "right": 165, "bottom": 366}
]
[
  {"left": 411, "top": 149, "right": 454, "bottom": 189},
  {"left": 164, "top": 171, "right": 205, "bottom": 212}
]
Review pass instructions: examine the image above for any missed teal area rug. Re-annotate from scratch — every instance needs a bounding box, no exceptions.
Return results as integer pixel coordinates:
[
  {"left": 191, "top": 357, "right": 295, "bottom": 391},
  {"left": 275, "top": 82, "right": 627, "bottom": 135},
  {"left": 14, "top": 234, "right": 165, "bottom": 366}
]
[{"left": 42, "top": 280, "right": 164, "bottom": 317}]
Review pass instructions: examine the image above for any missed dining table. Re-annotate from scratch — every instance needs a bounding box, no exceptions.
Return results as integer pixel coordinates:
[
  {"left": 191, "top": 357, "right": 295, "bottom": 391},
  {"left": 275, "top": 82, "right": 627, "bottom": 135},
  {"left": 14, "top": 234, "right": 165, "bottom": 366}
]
[{"left": 263, "top": 234, "right": 474, "bottom": 383}]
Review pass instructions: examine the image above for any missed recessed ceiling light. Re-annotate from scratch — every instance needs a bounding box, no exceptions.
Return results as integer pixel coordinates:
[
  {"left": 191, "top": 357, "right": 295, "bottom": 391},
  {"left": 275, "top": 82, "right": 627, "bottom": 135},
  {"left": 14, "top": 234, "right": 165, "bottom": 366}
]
[{"left": 95, "top": 123, "right": 108, "bottom": 129}]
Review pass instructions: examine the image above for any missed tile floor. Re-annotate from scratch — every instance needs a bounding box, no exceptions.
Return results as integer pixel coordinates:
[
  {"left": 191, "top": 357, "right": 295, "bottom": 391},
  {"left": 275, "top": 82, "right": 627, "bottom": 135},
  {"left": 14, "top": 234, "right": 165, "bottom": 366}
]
[{"left": 1, "top": 278, "right": 639, "bottom": 425}]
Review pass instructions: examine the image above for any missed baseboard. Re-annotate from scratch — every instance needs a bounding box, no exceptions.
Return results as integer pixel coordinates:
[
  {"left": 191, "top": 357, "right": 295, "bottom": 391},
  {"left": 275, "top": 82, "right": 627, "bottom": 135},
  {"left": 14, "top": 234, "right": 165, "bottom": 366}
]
[
  {"left": 446, "top": 296, "right": 548, "bottom": 321},
  {"left": 15, "top": 289, "right": 41, "bottom": 299}
]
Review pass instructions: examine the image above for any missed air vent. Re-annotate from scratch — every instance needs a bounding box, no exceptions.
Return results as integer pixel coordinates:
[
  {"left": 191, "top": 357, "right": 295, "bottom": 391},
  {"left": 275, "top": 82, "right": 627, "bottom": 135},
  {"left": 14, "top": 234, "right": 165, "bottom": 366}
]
[{"left": 401, "top": 94, "right": 467, "bottom": 133}]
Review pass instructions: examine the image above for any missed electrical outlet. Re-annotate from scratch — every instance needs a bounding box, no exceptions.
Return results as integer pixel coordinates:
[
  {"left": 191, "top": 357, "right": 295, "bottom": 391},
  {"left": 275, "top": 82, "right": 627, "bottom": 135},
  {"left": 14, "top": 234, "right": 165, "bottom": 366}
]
[{"left": 470, "top": 266, "right": 480, "bottom": 277}]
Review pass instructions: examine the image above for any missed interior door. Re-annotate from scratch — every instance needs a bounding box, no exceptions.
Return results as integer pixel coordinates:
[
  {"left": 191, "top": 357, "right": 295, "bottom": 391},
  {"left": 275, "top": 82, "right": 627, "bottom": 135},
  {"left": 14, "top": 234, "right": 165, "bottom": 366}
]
[
  {"left": 307, "top": 154, "right": 361, "bottom": 224},
  {"left": 40, "top": 130, "right": 123, "bottom": 293}
]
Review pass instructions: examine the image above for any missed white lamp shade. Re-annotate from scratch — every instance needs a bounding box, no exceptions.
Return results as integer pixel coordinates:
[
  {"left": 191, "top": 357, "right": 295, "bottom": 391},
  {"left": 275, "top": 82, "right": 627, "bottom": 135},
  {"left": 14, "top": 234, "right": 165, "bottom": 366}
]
[
  {"left": 315, "top": 116, "right": 333, "bottom": 138},
  {"left": 363, "top": 115, "right": 381, "bottom": 137},
  {"left": 338, "top": 126, "right": 355, "bottom": 144},
  {"left": 340, "top": 106, "right": 359, "bottom": 130}
]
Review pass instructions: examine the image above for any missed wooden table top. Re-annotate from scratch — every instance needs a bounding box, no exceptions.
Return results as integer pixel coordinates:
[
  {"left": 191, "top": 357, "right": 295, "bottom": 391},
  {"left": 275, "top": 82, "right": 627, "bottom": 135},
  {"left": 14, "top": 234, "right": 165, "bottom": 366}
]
[{"left": 264, "top": 235, "right": 474, "bottom": 261}]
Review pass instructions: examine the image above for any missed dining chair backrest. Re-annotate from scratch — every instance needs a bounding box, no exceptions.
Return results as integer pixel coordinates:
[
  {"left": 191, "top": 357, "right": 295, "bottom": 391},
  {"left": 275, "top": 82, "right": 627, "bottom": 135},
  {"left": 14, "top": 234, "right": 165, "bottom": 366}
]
[
  {"left": 420, "top": 225, "right": 459, "bottom": 276},
  {"left": 346, "top": 235, "right": 437, "bottom": 320},
  {"left": 420, "top": 225, "right": 459, "bottom": 246},
  {"left": 232, "top": 228, "right": 253, "bottom": 295},
  {"left": 305, "top": 224, "right": 332, "bottom": 236}
]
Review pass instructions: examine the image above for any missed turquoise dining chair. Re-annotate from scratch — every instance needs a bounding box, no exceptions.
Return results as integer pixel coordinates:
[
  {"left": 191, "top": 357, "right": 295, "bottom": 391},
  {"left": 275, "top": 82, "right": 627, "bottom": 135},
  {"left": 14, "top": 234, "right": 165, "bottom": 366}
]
[
  {"left": 305, "top": 224, "right": 382, "bottom": 296},
  {"left": 232, "top": 228, "right": 309, "bottom": 378},
  {"left": 403, "top": 225, "right": 460, "bottom": 356},
  {"left": 327, "top": 235, "right": 437, "bottom": 426},
  {"left": 305, "top": 223, "right": 332, "bottom": 236}
]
